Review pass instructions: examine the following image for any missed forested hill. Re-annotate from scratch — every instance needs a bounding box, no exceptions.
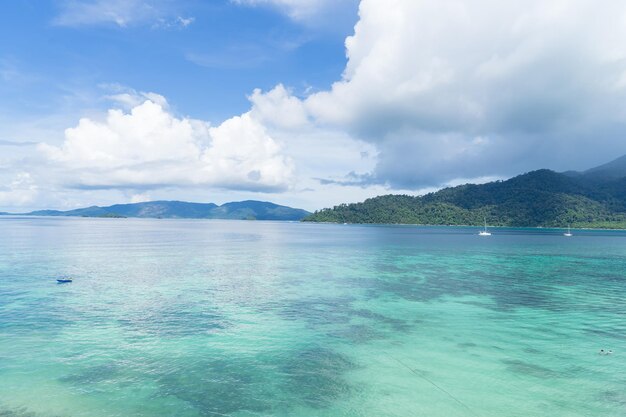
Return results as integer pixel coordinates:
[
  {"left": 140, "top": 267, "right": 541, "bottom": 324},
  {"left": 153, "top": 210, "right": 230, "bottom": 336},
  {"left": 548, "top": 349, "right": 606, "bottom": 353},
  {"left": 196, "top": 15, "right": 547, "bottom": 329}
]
[
  {"left": 304, "top": 158, "right": 626, "bottom": 228},
  {"left": 9, "top": 200, "right": 310, "bottom": 221}
]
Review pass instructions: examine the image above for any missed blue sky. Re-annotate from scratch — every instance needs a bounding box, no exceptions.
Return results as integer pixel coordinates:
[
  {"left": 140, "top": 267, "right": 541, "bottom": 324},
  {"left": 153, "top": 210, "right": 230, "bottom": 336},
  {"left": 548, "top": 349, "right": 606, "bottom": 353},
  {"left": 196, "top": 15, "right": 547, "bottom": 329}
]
[
  {"left": 0, "top": 0, "right": 356, "bottom": 123},
  {"left": 1, "top": 0, "right": 626, "bottom": 212}
]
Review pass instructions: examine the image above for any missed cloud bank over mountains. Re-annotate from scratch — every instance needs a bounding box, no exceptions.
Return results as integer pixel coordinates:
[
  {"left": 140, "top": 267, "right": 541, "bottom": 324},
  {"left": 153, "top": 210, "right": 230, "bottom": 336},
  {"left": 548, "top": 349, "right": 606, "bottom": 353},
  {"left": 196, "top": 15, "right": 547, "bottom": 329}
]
[
  {"left": 260, "top": 0, "right": 626, "bottom": 188},
  {"left": 3, "top": 0, "right": 626, "bottom": 210}
]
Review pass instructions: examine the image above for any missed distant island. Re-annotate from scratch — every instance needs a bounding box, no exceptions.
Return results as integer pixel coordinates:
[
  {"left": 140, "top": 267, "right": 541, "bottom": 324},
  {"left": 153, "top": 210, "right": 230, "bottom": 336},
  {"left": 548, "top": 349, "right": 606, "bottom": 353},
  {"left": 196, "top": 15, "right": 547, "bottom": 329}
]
[
  {"left": 304, "top": 155, "right": 626, "bottom": 229},
  {"left": 4, "top": 200, "right": 310, "bottom": 221}
]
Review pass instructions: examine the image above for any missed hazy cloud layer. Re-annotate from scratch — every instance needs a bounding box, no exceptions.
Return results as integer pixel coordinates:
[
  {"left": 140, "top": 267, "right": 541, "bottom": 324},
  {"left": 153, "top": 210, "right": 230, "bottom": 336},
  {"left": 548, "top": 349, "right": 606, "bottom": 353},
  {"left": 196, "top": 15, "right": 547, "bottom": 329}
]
[
  {"left": 0, "top": 173, "right": 38, "bottom": 207},
  {"left": 0, "top": 139, "right": 38, "bottom": 147},
  {"left": 232, "top": 0, "right": 354, "bottom": 21},
  {"left": 54, "top": 0, "right": 193, "bottom": 28}
]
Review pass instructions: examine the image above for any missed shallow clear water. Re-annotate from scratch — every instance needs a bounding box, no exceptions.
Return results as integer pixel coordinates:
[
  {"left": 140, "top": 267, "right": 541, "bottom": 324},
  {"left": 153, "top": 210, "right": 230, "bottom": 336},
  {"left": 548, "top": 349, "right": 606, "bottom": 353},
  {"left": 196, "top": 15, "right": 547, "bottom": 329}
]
[{"left": 1, "top": 217, "right": 625, "bottom": 417}]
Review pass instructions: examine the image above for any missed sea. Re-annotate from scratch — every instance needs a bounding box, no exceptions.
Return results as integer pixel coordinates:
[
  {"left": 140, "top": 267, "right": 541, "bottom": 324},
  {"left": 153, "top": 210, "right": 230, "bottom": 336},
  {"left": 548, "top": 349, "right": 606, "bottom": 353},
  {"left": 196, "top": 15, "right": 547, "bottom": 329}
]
[{"left": 1, "top": 216, "right": 625, "bottom": 417}]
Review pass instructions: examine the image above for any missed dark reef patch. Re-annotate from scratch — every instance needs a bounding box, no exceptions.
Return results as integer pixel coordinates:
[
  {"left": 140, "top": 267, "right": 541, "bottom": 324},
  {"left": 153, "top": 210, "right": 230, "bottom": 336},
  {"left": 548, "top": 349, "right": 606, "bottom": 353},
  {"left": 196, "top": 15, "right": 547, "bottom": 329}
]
[
  {"left": 153, "top": 346, "right": 359, "bottom": 415},
  {"left": 502, "top": 359, "right": 559, "bottom": 379},
  {"left": 0, "top": 406, "right": 60, "bottom": 417},
  {"left": 600, "top": 390, "right": 626, "bottom": 407},
  {"left": 0, "top": 300, "right": 75, "bottom": 336},
  {"left": 364, "top": 257, "right": 570, "bottom": 313},
  {"left": 279, "top": 297, "right": 356, "bottom": 327},
  {"left": 154, "top": 357, "right": 276, "bottom": 416},
  {"left": 352, "top": 308, "right": 412, "bottom": 332},
  {"left": 277, "top": 297, "right": 412, "bottom": 343},
  {"left": 584, "top": 327, "right": 626, "bottom": 340},
  {"left": 282, "top": 347, "right": 358, "bottom": 409},
  {"left": 59, "top": 362, "right": 122, "bottom": 385}
]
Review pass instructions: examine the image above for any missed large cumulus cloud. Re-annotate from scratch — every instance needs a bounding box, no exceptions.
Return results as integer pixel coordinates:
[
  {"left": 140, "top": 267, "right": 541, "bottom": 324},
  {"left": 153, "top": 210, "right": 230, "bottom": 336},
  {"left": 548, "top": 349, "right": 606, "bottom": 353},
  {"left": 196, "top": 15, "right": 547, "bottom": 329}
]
[
  {"left": 40, "top": 99, "right": 294, "bottom": 192},
  {"left": 257, "top": 0, "right": 626, "bottom": 187}
]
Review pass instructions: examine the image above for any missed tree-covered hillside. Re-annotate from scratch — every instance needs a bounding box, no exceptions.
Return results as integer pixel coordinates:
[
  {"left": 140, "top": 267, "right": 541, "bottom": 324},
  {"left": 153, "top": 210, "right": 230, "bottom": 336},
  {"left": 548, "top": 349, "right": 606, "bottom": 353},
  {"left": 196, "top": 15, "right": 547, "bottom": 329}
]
[
  {"left": 304, "top": 167, "right": 626, "bottom": 228},
  {"left": 18, "top": 200, "right": 310, "bottom": 221}
]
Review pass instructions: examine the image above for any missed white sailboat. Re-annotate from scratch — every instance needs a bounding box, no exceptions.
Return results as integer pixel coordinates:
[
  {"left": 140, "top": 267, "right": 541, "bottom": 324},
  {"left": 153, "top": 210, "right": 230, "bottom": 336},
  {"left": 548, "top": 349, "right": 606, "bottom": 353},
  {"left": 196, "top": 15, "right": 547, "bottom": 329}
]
[
  {"left": 479, "top": 218, "right": 491, "bottom": 236},
  {"left": 564, "top": 225, "right": 573, "bottom": 237}
]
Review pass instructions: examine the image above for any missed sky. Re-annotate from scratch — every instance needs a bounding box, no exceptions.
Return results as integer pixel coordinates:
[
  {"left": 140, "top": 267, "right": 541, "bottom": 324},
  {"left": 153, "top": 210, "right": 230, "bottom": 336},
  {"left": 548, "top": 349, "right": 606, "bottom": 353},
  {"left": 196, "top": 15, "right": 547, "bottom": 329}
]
[{"left": 1, "top": 0, "right": 626, "bottom": 212}]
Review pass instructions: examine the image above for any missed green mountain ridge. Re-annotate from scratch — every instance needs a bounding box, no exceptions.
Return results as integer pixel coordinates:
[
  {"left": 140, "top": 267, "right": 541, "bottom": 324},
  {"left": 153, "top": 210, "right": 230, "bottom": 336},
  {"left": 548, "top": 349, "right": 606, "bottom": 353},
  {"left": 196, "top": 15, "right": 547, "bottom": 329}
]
[
  {"left": 582, "top": 154, "right": 626, "bottom": 179},
  {"left": 304, "top": 155, "right": 626, "bottom": 228},
  {"left": 8, "top": 200, "right": 310, "bottom": 221}
]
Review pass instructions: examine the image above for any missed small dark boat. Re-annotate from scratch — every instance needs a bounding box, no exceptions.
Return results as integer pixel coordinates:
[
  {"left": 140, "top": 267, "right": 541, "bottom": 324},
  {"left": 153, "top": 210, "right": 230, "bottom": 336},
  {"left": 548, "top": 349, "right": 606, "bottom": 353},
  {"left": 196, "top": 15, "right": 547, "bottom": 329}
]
[{"left": 57, "top": 278, "right": 73, "bottom": 283}]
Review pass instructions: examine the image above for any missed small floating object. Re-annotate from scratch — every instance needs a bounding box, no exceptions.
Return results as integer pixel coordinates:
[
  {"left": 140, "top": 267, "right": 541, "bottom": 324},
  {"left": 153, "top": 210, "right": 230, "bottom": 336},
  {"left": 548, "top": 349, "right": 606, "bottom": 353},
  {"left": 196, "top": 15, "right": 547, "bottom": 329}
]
[
  {"left": 56, "top": 278, "right": 73, "bottom": 283},
  {"left": 479, "top": 218, "right": 491, "bottom": 236},
  {"left": 599, "top": 349, "right": 613, "bottom": 355}
]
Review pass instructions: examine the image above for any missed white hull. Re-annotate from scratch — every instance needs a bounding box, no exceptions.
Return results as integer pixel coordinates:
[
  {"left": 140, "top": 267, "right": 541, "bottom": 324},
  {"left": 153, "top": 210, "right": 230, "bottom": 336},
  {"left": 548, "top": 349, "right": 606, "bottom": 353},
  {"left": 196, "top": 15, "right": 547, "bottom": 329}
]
[{"left": 479, "top": 218, "right": 491, "bottom": 236}]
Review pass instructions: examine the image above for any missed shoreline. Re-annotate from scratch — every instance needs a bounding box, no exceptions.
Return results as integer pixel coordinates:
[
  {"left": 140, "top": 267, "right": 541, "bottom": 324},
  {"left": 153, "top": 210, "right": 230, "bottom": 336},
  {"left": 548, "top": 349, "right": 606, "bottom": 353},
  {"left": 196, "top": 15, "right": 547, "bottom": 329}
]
[
  {"left": 2, "top": 215, "right": 625, "bottom": 231},
  {"left": 301, "top": 220, "right": 626, "bottom": 231}
]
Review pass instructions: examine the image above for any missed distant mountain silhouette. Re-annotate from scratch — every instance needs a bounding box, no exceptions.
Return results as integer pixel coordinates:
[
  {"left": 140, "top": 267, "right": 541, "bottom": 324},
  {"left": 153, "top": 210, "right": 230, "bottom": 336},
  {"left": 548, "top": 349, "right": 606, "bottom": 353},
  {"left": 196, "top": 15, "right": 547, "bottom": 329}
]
[
  {"left": 305, "top": 155, "right": 626, "bottom": 228},
  {"left": 581, "top": 154, "right": 626, "bottom": 180},
  {"left": 14, "top": 200, "right": 310, "bottom": 221}
]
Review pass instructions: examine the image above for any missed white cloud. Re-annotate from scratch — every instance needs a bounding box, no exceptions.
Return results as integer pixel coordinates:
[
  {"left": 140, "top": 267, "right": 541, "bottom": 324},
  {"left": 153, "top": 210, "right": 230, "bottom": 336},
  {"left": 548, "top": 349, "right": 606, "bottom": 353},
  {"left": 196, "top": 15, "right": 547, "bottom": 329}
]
[
  {"left": 232, "top": 0, "right": 338, "bottom": 21},
  {"left": 152, "top": 15, "right": 195, "bottom": 30},
  {"left": 249, "top": 84, "right": 309, "bottom": 129},
  {"left": 39, "top": 99, "right": 294, "bottom": 192},
  {"left": 130, "top": 192, "right": 152, "bottom": 203},
  {"left": 178, "top": 16, "right": 194, "bottom": 27},
  {"left": 53, "top": 0, "right": 193, "bottom": 28},
  {"left": 0, "top": 173, "right": 38, "bottom": 207},
  {"left": 103, "top": 85, "right": 168, "bottom": 109},
  {"left": 249, "top": 0, "right": 626, "bottom": 188},
  {"left": 202, "top": 112, "right": 295, "bottom": 190}
]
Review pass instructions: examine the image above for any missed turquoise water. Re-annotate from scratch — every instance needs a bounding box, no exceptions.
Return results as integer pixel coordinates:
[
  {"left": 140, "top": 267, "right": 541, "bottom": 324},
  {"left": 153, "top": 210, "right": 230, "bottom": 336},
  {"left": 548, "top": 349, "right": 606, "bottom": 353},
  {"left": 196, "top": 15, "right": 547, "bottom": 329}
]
[{"left": 1, "top": 217, "right": 625, "bottom": 417}]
